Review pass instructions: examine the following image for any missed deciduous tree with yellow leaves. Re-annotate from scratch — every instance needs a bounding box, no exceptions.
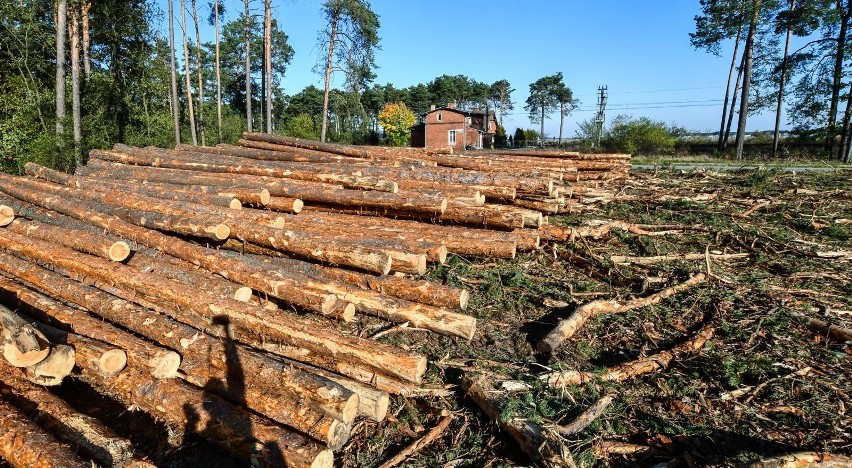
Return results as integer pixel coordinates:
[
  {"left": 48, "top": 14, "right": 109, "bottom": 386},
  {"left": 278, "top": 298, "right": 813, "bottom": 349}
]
[{"left": 378, "top": 102, "right": 415, "bottom": 147}]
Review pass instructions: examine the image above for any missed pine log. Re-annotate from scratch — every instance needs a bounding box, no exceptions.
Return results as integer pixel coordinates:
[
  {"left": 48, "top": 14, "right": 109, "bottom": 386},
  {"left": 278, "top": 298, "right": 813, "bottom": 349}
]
[
  {"left": 749, "top": 452, "right": 852, "bottom": 467},
  {"left": 0, "top": 205, "right": 13, "bottom": 227},
  {"left": 284, "top": 360, "right": 390, "bottom": 422},
  {"left": 0, "top": 228, "right": 427, "bottom": 382},
  {"left": 25, "top": 344, "right": 75, "bottom": 386},
  {"left": 91, "top": 148, "right": 398, "bottom": 193},
  {"left": 186, "top": 142, "right": 371, "bottom": 164},
  {"left": 265, "top": 196, "right": 303, "bottom": 213},
  {"left": 6, "top": 218, "right": 131, "bottom": 261},
  {"left": 537, "top": 273, "right": 706, "bottom": 353},
  {"left": 0, "top": 360, "right": 133, "bottom": 467},
  {"left": 462, "top": 374, "right": 568, "bottom": 466},
  {"left": 30, "top": 320, "right": 127, "bottom": 377},
  {"left": 0, "top": 175, "right": 347, "bottom": 314},
  {"left": 80, "top": 366, "right": 333, "bottom": 468},
  {"left": 0, "top": 396, "right": 88, "bottom": 467},
  {"left": 556, "top": 395, "right": 614, "bottom": 436},
  {"left": 0, "top": 303, "right": 50, "bottom": 368},
  {"left": 233, "top": 253, "right": 476, "bottom": 339},
  {"left": 0, "top": 275, "right": 180, "bottom": 378},
  {"left": 0, "top": 254, "right": 359, "bottom": 437}
]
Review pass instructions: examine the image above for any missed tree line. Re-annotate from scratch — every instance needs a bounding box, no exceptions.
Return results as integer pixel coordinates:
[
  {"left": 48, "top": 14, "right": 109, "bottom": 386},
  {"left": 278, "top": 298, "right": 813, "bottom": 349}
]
[{"left": 693, "top": 0, "right": 852, "bottom": 162}]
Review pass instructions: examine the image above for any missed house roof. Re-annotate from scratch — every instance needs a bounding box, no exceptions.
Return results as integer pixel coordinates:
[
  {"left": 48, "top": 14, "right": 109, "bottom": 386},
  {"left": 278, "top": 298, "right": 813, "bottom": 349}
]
[{"left": 426, "top": 107, "right": 495, "bottom": 118}]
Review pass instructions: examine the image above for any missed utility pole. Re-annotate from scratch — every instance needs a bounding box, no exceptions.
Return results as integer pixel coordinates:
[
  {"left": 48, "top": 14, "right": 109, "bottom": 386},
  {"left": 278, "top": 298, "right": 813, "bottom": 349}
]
[{"left": 594, "top": 85, "right": 608, "bottom": 148}]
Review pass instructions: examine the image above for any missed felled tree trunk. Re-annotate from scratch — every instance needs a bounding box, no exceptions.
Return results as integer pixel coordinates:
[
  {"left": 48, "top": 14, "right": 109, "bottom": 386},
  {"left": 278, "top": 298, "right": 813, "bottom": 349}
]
[
  {"left": 0, "top": 303, "right": 50, "bottom": 368},
  {"left": 0, "top": 396, "right": 88, "bottom": 467}
]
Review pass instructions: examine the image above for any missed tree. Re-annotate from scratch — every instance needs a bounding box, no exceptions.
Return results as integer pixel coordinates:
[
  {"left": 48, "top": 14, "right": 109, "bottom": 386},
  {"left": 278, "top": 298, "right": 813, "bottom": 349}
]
[
  {"left": 734, "top": 0, "right": 765, "bottom": 160},
  {"left": 317, "top": 0, "right": 380, "bottom": 142},
  {"left": 191, "top": 0, "right": 205, "bottom": 145},
  {"left": 168, "top": 0, "right": 181, "bottom": 144},
  {"left": 772, "top": 0, "right": 797, "bottom": 157},
  {"left": 56, "top": 0, "right": 67, "bottom": 146},
  {"left": 524, "top": 73, "right": 563, "bottom": 146},
  {"left": 69, "top": 2, "right": 81, "bottom": 166},
  {"left": 180, "top": 0, "right": 198, "bottom": 145},
  {"left": 81, "top": 1, "right": 91, "bottom": 80},
  {"left": 378, "top": 102, "right": 415, "bottom": 146},
  {"left": 554, "top": 80, "right": 577, "bottom": 143},
  {"left": 489, "top": 79, "right": 514, "bottom": 126},
  {"left": 244, "top": 0, "right": 252, "bottom": 132},
  {"left": 513, "top": 127, "right": 526, "bottom": 146},
  {"left": 263, "top": 0, "right": 272, "bottom": 133},
  {"left": 208, "top": 0, "right": 226, "bottom": 142}
]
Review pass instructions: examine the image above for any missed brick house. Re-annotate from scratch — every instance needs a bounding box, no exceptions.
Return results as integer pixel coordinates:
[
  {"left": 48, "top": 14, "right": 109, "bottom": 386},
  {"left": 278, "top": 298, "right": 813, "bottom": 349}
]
[{"left": 410, "top": 102, "right": 497, "bottom": 150}]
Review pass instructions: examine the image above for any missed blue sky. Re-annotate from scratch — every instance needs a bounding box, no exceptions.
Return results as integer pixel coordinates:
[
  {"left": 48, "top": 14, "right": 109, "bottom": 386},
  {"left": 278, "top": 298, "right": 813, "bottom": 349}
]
[{"left": 159, "top": 0, "right": 792, "bottom": 137}]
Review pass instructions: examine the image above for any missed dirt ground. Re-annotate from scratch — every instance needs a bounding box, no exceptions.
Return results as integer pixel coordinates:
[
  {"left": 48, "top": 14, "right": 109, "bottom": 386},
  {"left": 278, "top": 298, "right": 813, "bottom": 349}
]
[{"left": 338, "top": 168, "right": 851, "bottom": 467}]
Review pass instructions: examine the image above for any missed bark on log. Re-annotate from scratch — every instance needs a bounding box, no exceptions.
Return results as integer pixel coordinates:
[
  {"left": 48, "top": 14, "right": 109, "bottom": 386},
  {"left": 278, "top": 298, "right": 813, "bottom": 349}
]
[
  {"left": 610, "top": 252, "right": 749, "bottom": 265},
  {"left": 0, "top": 253, "right": 358, "bottom": 437},
  {"left": 7, "top": 218, "right": 131, "bottom": 262},
  {"left": 556, "top": 395, "right": 614, "bottom": 436},
  {"left": 537, "top": 273, "right": 706, "bottom": 353},
  {"left": 0, "top": 360, "right": 133, "bottom": 467},
  {"left": 0, "top": 205, "right": 13, "bottom": 227},
  {"left": 378, "top": 415, "right": 453, "bottom": 468},
  {"left": 462, "top": 374, "right": 569, "bottom": 466},
  {"left": 80, "top": 366, "right": 334, "bottom": 468},
  {"left": 25, "top": 345, "right": 75, "bottom": 386},
  {"left": 543, "top": 323, "right": 715, "bottom": 389},
  {"left": 0, "top": 396, "right": 88, "bottom": 468},
  {"left": 285, "top": 360, "right": 390, "bottom": 422},
  {"left": 0, "top": 303, "right": 50, "bottom": 368},
  {"left": 749, "top": 452, "right": 852, "bottom": 467},
  {"left": 265, "top": 197, "right": 303, "bottom": 213},
  {"left": 0, "top": 275, "right": 180, "bottom": 378},
  {"left": 0, "top": 228, "right": 427, "bottom": 383}
]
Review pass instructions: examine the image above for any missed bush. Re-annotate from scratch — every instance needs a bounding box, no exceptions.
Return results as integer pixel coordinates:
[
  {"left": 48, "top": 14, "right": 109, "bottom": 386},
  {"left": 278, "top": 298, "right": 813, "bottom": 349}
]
[
  {"left": 600, "top": 115, "right": 683, "bottom": 155},
  {"left": 281, "top": 113, "right": 320, "bottom": 140}
]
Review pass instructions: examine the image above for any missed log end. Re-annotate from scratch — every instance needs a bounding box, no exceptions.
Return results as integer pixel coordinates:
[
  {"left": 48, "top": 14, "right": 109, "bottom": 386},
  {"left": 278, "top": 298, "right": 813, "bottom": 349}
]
[
  {"left": 371, "top": 392, "right": 390, "bottom": 422},
  {"left": 340, "top": 302, "right": 356, "bottom": 322},
  {"left": 439, "top": 198, "right": 448, "bottom": 215},
  {"left": 292, "top": 199, "right": 304, "bottom": 214},
  {"left": 270, "top": 217, "right": 286, "bottom": 229},
  {"left": 415, "top": 255, "right": 427, "bottom": 275},
  {"left": 150, "top": 350, "right": 181, "bottom": 379},
  {"left": 26, "top": 344, "right": 75, "bottom": 385},
  {"left": 109, "top": 241, "right": 132, "bottom": 262},
  {"left": 341, "top": 392, "right": 360, "bottom": 424},
  {"left": 321, "top": 294, "right": 340, "bottom": 315},
  {"left": 310, "top": 449, "right": 335, "bottom": 468},
  {"left": 326, "top": 419, "right": 352, "bottom": 451},
  {"left": 214, "top": 224, "right": 230, "bottom": 240},
  {"left": 0, "top": 205, "right": 13, "bottom": 227},
  {"left": 3, "top": 343, "right": 50, "bottom": 368},
  {"left": 98, "top": 349, "right": 128, "bottom": 376},
  {"left": 229, "top": 198, "right": 243, "bottom": 210},
  {"left": 458, "top": 289, "right": 470, "bottom": 311},
  {"left": 259, "top": 189, "right": 271, "bottom": 206},
  {"left": 233, "top": 286, "right": 254, "bottom": 303},
  {"left": 436, "top": 245, "right": 448, "bottom": 265},
  {"left": 2, "top": 326, "right": 51, "bottom": 367}
]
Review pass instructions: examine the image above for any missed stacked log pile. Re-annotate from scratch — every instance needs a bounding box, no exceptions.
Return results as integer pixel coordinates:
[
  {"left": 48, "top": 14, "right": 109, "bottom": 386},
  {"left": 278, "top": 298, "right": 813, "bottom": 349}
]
[{"left": 0, "top": 134, "right": 628, "bottom": 466}]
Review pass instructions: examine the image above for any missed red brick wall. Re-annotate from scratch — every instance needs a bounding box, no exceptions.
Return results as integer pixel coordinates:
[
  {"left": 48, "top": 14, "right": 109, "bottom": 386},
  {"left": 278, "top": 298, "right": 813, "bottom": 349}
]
[{"left": 423, "top": 110, "right": 479, "bottom": 150}]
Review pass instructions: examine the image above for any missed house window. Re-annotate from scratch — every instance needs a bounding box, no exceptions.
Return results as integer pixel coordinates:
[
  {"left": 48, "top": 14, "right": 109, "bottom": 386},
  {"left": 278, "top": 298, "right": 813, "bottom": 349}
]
[
  {"left": 448, "top": 130, "right": 456, "bottom": 144},
  {"left": 437, "top": 113, "right": 442, "bottom": 122}
]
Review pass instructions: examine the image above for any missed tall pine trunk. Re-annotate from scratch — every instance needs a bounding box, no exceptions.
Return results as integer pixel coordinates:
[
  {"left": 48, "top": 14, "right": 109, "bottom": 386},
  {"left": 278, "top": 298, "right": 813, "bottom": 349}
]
[
  {"left": 719, "top": 22, "right": 743, "bottom": 151},
  {"left": 724, "top": 57, "right": 744, "bottom": 150},
  {"left": 181, "top": 0, "right": 198, "bottom": 145},
  {"left": 168, "top": 0, "right": 181, "bottom": 144},
  {"left": 69, "top": 5, "right": 81, "bottom": 168},
  {"left": 321, "top": 14, "right": 339, "bottom": 143},
  {"left": 772, "top": 0, "right": 795, "bottom": 158},
  {"left": 56, "top": 0, "right": 67, "bottom": 147},
  {"left": 735, "top": 0, "right": 761, "bottom": 160},
  {"left": 264, "top": 0, "right": 273, "bottom": 133},
  {"left": 81, "top": 1, "right": 91, "bottom": 80},
  {"left": 215, "top": 0, "right": 222, "bottom": 142},
  {"left": 558, "top": 102, "right": 564, "bottom": 143},
  {"left": 539, "top": 106, "right": 545, "bottom": 147},
  {"left": 244, "top": 0, "right": 252, "bottom": 132},
  {"left": 825, "top": 0, "right": 851, "bottom": 154},
  {"left": 191, "top": 0, "right": 205, "bottom": 146},
  {"left": 838, "top": 80, "right": 852, "bottom": 161}
]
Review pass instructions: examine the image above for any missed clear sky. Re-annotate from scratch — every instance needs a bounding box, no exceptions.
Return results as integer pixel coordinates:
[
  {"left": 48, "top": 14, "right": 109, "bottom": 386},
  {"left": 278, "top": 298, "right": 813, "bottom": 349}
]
[{"left": 159, "top": 0, "right": 794, "bottom": 137}]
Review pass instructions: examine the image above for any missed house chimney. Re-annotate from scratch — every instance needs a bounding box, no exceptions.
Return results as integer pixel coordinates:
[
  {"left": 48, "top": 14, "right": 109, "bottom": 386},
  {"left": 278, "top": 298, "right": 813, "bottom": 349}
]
[
  {"left": 447, "top": 101, "right": 457, "bottom": 109},
  {"left": 430, "top": 104, "right": 436, "bottom": 111}
]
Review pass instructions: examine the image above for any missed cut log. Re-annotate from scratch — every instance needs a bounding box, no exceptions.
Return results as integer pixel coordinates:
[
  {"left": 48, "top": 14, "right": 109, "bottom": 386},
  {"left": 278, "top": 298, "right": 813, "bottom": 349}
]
[
  {"left": 80, "top": 366, "right": 334, "bottom": 468},
  {"left": 0, "top": 303, "right": 50, "bottom": 368},
  {"left": 0, "top": 254, "right": 358, "bottom": 438},
  {"left": 265, "top": 196, "right": 303, "bottom": 213},
  {"left": 25, "top": 344, "right": 75, "bottom": 386},
  {"left": 30, "top": 320, "right": 127, "bottom": 377},
  {"left": 462, "top": 374, "right": 568, "bottom": 466},
  {"left": 0, "top": 360, "right": 134, "bottom": 466},
  {"left": 0, "top": 274, "right": 180, "bottom": 378},
  {"left": 610, "top": 252, "right": 749, "bottom": 265},
  {"left": 556, "top": 394, "right": 614, "bottom": 436},
  {"left": 285, "top": 360, "right": 390, "bottom": 422},
  {"left": 0, "top": 205, "right": 13, "bottom": 227},
  {"left": 537, "top": 273, "right": 706, "bottom": 353},
  {"left": 6, "top": 218, "right": 131, "bottom": 262},
  {"left": 0, "top": 396, "right": 89, "bottom": 467},
  {"left": 749, "top": 452, "right": 852, "bottom": 467}
]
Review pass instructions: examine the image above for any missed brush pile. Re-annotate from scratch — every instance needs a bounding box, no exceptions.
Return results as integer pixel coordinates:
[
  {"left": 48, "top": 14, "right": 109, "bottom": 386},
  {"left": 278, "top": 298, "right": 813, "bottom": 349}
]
[{"left": 0, "top": 134, "right": 628, "bottom": 467}]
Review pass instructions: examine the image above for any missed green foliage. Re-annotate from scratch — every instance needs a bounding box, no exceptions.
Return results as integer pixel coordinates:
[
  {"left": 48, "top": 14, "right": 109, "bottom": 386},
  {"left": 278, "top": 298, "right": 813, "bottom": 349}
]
[
  {"left": 494, "top": 124, "right": 507, "bottom": 147},
  {"left": 600, "top": 115, "right": 684, "bottom": 155},
  {"left": 513, "top": 127, "right": 526, "bottom": 146},
  {"left": 378, "top": 102, "right": 415, "bottom": 146},
  {"left": 281, "top": 113, "right": 320, "bottom": 140}
]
